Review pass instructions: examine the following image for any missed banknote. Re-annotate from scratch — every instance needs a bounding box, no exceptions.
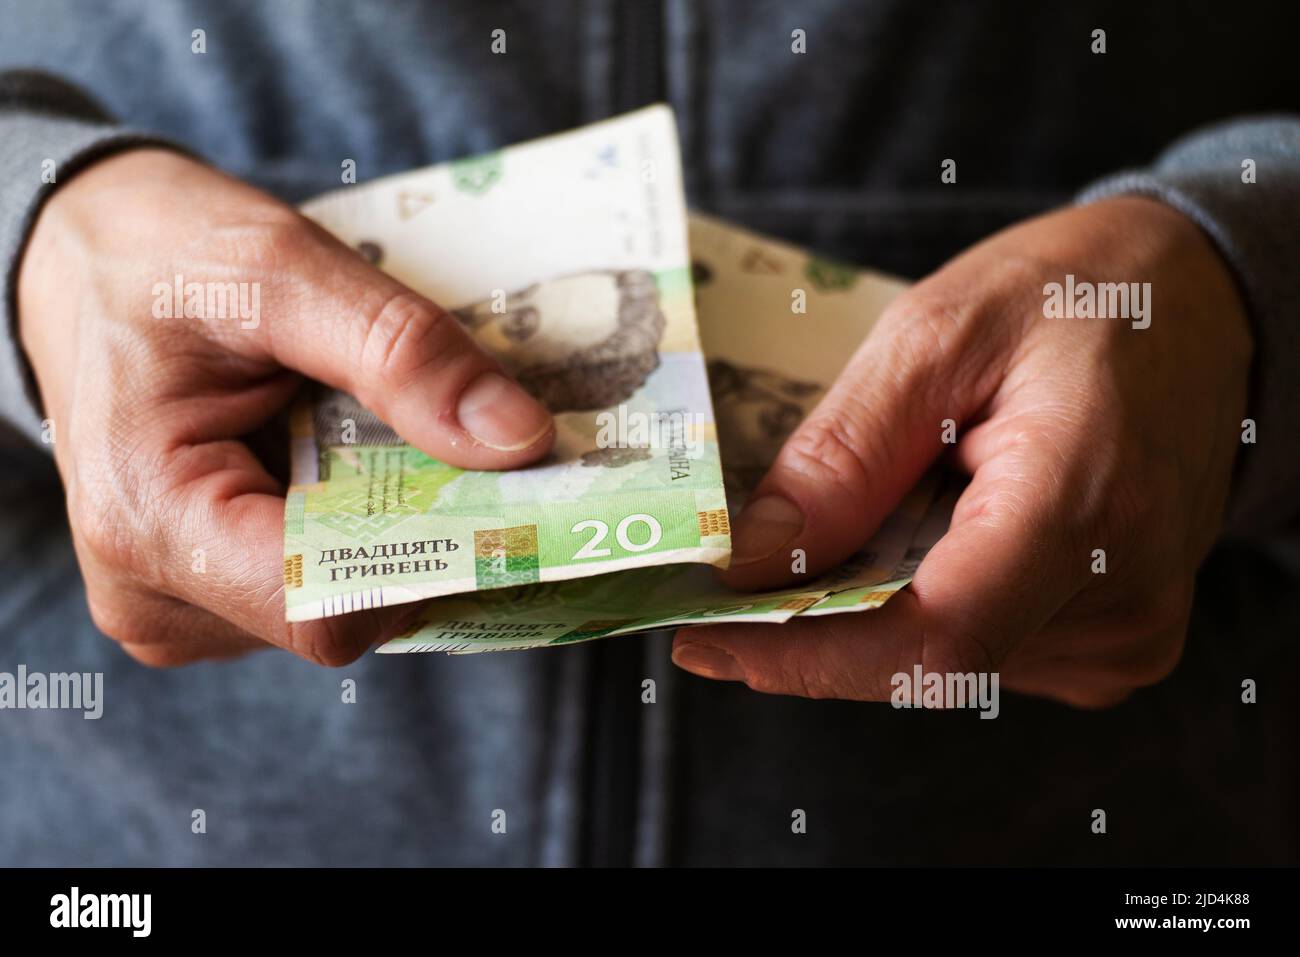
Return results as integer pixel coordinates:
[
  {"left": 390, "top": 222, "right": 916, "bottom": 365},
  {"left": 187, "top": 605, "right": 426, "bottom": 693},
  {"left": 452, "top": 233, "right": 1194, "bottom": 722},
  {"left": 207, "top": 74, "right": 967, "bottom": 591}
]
[
  {"left": 378, "top": 213, "right": 958, "bottom": 654},
  {"left": 283, "top": 106, "right": 730, "bottom": 622},
  {"left": 377, "top": 478, "right": 939, "bottom": 653},
  {"left": 800, "top": 475, "right": 960, "bottom": 617}
]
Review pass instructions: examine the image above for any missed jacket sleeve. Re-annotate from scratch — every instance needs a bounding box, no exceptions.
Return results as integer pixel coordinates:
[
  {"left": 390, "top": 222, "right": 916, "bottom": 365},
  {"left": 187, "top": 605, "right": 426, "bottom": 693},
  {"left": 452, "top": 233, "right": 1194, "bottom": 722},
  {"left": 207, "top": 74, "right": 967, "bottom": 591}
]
[
  {"left": 0, "top": 69, "right": 184, "bottom": 448},
  {"left": 1078, "top": 116, "right": 1300, "bottom": 538}
]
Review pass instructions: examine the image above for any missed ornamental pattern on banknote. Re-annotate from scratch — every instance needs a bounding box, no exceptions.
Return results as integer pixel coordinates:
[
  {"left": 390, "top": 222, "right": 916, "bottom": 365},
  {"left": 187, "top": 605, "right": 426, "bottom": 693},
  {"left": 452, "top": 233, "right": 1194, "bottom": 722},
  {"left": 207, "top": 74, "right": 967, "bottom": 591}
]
[
  {"left": 285, "top": 491, "right": 305, "bottom": 536},
  {"left": 474, "top": 525, "right": 541, "bottom": 589},
  {"left": 311, "top": 449, "right": 439, "bottom": 539},
  {"left": 283, "top": 554, "right": 303, "bottom": 590},
  {"left": 697, "top": 507, "right": 730, "bottom": 536},
  {"left": 450, "top": 151, "right": 504, "bottom": 195},
  {"left": 804, "top": 255, "right": 859, "bottom": 292}
]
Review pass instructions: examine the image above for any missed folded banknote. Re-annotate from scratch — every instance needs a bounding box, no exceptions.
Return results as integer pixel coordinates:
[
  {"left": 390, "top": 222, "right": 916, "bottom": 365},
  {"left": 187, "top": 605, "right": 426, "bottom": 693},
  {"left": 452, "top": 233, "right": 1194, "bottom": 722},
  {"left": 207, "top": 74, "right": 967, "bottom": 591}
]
[
  {"left": 377, "top": 212, "right": 958, "bottom": 653},
  {"left": 283, "top": 106, "right": 731, "bottom": 622}
]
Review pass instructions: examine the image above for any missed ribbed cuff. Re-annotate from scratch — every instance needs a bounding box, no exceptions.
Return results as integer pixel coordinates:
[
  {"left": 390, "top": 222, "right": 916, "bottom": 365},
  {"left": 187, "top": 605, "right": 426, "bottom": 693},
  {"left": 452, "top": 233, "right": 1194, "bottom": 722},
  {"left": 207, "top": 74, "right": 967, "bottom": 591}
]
[
  {"left": 1076, "top": 118, "right": 1300, "bottom": 537},
  {"left": 1, "top": 69, "right": 192, "bottom": 448}
]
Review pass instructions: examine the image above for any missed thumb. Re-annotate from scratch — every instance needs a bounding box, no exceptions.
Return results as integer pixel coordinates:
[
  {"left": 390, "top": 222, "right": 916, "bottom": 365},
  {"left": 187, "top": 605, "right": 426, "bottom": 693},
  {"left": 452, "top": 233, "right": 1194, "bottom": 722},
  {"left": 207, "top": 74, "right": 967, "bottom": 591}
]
[
  {"left": 675, "top": 453, "right": 1088, "bottom": 699},
  {"left": 242, "top": 219, "right": 555, "bottom": 470},
  {"left": 719, "top": 294, "right": 1009, "bottom": 590}
]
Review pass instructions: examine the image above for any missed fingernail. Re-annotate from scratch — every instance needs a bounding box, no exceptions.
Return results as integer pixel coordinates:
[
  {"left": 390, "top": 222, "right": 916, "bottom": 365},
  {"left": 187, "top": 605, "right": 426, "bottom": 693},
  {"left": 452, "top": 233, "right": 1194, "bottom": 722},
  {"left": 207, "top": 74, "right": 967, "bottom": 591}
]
[
  {"left": 672, "top": 642, "right": 745, "bottom": 682},
  {"left": 730, "top": 494, "right": 804, "bottom": 565},
  {"left": 457, "top": 372, "right": 552, "bottom": 451}
]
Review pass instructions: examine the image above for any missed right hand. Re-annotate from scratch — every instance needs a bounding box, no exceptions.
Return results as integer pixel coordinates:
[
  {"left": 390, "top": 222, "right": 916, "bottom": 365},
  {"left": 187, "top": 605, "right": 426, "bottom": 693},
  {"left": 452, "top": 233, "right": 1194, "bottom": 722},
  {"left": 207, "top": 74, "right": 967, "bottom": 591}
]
[{"left": 18, "top": 149, "right": 555, "bottom": 667}]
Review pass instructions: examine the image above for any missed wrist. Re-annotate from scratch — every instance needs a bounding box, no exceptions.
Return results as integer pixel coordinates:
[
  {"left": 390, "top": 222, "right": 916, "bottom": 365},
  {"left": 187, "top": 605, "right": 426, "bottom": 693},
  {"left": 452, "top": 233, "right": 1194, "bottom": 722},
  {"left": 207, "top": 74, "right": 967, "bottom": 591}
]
[
  {"left": 1088, "top": 195, "right": 1252, "bottom": 350},
  {"left": 17, "top": 149, "right": 192, "bottom": 353}
]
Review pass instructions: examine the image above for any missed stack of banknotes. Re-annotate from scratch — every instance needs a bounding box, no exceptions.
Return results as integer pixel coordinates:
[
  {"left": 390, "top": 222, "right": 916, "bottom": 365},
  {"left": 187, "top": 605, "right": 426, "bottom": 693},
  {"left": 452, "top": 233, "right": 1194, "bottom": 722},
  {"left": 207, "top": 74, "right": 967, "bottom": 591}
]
[{"left": 283, "top": 105, "right": 955, "bottom": 654}]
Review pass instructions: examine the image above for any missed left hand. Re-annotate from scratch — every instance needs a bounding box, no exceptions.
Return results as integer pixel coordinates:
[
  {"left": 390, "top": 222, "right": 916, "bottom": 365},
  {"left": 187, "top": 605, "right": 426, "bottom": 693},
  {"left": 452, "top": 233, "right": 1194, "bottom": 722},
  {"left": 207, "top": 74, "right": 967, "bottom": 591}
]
[{"left": 672, "top": 197, "right": 1252, "bottom": 708}]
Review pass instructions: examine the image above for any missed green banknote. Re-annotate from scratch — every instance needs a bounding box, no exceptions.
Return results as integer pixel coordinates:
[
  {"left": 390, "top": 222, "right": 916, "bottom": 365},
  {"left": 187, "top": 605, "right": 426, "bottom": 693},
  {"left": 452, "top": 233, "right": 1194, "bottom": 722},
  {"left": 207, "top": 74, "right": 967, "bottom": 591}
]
[
  {"left": 377, "top": 478, "right": 940, "bottom": 653},
  {"left": 799, "top": 475, "right": 960, "bottom": 617},
  {"left": 284, "top": 107, "right": 731, "bottom": 622},
  {"left": 378, "top": 213, "right": 958, "bottom": 654}
]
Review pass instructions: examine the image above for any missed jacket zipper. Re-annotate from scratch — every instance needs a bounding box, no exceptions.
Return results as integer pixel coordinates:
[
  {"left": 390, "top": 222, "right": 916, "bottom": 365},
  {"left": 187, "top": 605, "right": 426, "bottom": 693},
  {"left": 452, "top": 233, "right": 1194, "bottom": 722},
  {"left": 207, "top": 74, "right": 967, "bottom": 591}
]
[{"left": 577, "top": 0, "right": 668, "bottom": 868}]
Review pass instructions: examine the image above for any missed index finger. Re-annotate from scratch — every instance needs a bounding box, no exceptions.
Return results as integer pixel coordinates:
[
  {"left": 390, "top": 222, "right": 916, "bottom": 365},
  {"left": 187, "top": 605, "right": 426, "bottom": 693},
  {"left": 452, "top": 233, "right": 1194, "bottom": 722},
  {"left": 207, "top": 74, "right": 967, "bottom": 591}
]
[
  {"left": 153, "top": 438, "right": 421, "bottom": 664},
  {"left": 211, "top": 215, "right": 555, "bottom": 470}
]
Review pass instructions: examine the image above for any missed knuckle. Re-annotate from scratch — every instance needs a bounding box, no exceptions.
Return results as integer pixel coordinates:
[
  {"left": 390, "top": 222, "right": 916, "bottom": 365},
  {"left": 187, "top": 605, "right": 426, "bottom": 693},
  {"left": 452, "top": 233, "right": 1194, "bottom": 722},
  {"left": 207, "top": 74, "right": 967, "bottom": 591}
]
[
  {"left": 74, "top": 491, "right": 139, "bottom": 572},
  {"left": 748, "top": 661, "right": 843, "bottom": 700},
  {"left": 749, "top": 639, "right": 871, "bottom": 701},
  {"left": 286, "top": 619, "right": 366, "bottom": 668},
  {"left": 1125, "top": 589, "right": 1192, "bottom": 685},
  {"left": 119, "top": 642, "right": 194, "bottom": 669},
  {"left": 66, "top": 429, "right": 173, "bottom": 581},
  {"left": 1103, "top": 471, "right": 1149, "bottom": 539},
  {"left": 880, "top": 293, "right": 965, "bottom": 376},
  {"left": 1132, "top": 581, "right": 1193, "bottom": 638},
  {"left": 922, "top": 632, "right": 998, "bottom": 683},
  {"left": 86, "top": 591, "right": 153, "bottom": 648},
  {"left": 226, "top": 210, "right": 314, "bottom": 270},
  {"left": 886, "top": 293, "right": 962, "bottom": 349},
  {"left": 880, "top": 291, "right": 1004, "bottom": 412},
  {"left": 1131, "top": 638, "right": 1185, "bottom": 686},
  {"left": 75, "top": 470, "right": 177, "bottom": 594},
  {"left": 360, "top": 291, "right": 453, "bottom": 388},
  {"left": 779, "top": 415, "right": 875, "bottom": 501}
]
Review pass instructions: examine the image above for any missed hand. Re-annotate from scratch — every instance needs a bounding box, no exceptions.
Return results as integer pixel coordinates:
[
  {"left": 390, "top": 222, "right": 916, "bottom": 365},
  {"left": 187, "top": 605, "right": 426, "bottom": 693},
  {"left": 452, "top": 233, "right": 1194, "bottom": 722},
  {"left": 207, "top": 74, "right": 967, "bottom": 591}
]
[
  {"left": 18, "top": 149, "right": 554, "bottom": 667},
  {"left": 673, "top": 197, "right": 1252, "bottom": 707}
]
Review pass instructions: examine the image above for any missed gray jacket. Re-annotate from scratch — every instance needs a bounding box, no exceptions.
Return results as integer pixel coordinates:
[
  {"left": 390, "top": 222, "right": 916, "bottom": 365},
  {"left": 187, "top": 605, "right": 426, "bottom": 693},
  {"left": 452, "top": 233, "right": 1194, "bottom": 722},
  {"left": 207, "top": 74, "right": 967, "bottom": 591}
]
[{"left": 1, "top": 1, "right": 1297, "bottom": 866}]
